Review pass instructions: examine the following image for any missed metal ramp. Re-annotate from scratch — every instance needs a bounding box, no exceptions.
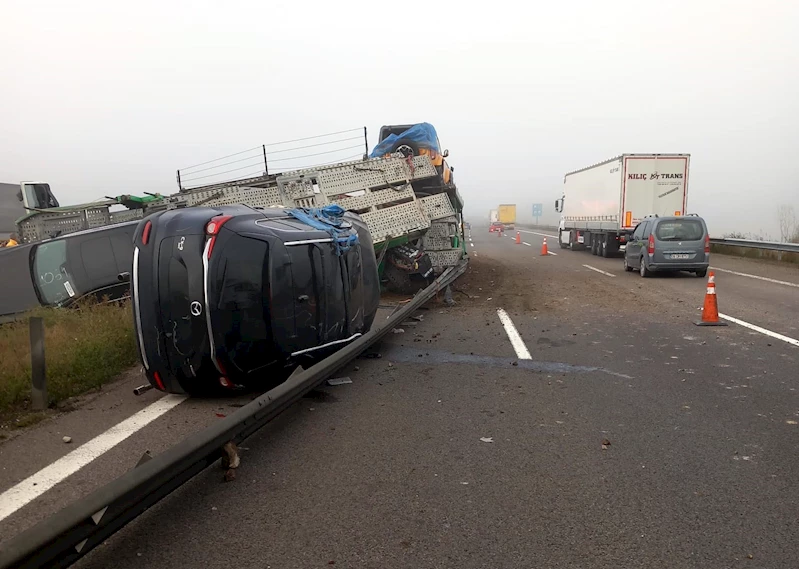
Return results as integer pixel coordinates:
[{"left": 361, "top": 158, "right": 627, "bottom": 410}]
[{"left": 16, "top": 154, "right": 464, "bottom": 269}]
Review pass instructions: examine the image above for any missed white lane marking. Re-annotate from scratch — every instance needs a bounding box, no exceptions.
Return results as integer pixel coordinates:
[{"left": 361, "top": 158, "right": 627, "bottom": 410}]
[
  {"left": 711, "top": 267, "right": 799, "bottom": 289},
  {"left": 470, "top": 242, "right": 474, "bottom": 248},
  {"left": 583, "top": 264, "right": 616, "bottom": 277},
  {"left": 522, "top": 242, "right": 532, "bottom": 247},
  {"left": 547, "top": 251, "right": 558, "bottom": 256},
  {"left": 718, "top": 314, "right": 799, "bottom": 347},
  {"left": 0, "top": 394, "right": 187, "bottom": 522},
  {"left": 518, "top": 229, "right": 558, "bottom": 238},
  {"left": 496, "top": 308, "right": 532, "bottom": 360}
]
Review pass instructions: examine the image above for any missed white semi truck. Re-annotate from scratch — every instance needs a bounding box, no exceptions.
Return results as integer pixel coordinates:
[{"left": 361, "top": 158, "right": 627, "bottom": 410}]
[
  {"left": 489, "top": 209, "right": 498, "bottom": 223},
  {"left": 554, "top": 154, "right": 691, "bottom": 257}
]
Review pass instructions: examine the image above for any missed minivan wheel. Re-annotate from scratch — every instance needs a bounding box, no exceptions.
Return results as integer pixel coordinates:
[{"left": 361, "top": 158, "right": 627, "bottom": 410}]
[
  {"left": 696, "top": 268, "right": 708, "bottom": 278},
  {"left": 639, "top": 258, "right": 651, "bottom": 278},
  {"left": 624, "top": 257, "right": 633, "bottom": 272}
]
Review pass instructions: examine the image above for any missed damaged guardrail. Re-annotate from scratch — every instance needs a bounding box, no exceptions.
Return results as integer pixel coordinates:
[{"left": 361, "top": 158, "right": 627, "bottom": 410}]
[{"left": 0, "top": 260, "right": 468, "bottom": 569}]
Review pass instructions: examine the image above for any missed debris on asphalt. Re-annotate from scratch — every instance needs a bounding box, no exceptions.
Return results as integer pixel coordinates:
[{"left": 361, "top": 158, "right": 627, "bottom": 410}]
[
  {"left": 62, "top": 436, "right": 72, "bottom": 444},
  {"left": 359, "top": 351, "right": 382, "bottom": 359},
  {"left": 215, "top": 413, "right": 226, "bottom": 418},
  {"left": 392, "top": 328, "right": 405, "bottom": 334},
  {"left": 480, "top": 437, "right": 494, "bottom": 443},
  {"left": 512, "top": 361, "right": 519, "bottom": 366},
  {"left": 354, "top": 366, "right": 360, "bottom": 371},
  {"left": 400, "top": 321, "right": 419, "bottom": 326},
  {"left": 601, "top": 438, "right": 611, "bottom": 449},
  {"left": 326, "top": 377, "right": 352, "bottom": 386},
  {"left": 786, "top": 420, "right": 797, "bottom": 425}
]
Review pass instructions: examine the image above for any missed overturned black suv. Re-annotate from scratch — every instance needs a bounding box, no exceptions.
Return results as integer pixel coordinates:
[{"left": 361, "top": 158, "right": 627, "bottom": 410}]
[{"left": 132, "top": 204, "right": 379, "bottom": 396}]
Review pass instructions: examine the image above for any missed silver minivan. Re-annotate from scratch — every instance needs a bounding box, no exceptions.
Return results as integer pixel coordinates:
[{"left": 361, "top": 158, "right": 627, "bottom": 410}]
[{"left": 623, "top": 215, "right": 709, "bottom": 278}]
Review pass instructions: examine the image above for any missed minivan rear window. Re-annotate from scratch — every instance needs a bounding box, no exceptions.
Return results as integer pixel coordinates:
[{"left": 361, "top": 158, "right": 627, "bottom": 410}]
[{"left": 655, "top": 220, "right": 704, "bottom": 241}]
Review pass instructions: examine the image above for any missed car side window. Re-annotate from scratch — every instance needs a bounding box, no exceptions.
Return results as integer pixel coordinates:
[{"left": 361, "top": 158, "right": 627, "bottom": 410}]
[{"left": 632, "top": 223, "right": 644, "bottom": 240}]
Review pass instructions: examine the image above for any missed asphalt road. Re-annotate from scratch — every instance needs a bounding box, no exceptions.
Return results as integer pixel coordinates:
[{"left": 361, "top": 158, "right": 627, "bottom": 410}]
[{"left": 3, "top": 222, "right": 799, "bottom": 567}]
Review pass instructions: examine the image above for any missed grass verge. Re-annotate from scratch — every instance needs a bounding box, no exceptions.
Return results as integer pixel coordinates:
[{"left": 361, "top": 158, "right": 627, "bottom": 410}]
[{"left": 0, "top": 300, "right": 137, "bottom": 426}]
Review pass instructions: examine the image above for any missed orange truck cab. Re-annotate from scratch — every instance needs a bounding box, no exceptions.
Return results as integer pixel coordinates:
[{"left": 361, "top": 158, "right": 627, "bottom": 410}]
[{"left": 372, "top": 123, "right": 455, "bottom": 187}]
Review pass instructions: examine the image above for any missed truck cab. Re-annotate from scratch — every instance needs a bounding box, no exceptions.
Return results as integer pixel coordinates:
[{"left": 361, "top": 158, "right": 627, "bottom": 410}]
[
  {"left": 371, "top": 123, "right": 455, "bottom": 188},
  {"left": 1, "top": 181, "right": 60, "bottom": 242}
]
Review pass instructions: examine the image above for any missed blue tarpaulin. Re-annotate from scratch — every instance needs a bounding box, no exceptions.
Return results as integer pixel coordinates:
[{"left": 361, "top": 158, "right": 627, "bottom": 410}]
[
  {"left": 287, "top": 204, "right": 359, "bottom": 256},
  {"left": 369, "top": 123, "right": 440, "bottom": 159}
]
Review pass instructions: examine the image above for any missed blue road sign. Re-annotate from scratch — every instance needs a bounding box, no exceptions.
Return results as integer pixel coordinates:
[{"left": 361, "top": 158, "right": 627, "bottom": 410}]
[{"left": 532, "top": 203, "right": 543, "bottom": 217}]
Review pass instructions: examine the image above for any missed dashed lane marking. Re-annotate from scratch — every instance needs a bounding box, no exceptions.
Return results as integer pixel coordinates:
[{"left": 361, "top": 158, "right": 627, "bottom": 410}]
[
  {"left": 517, "top": 229, "right": 558, "bottom": 238},
  {"left": 496, "top": 308, "right": 532, "bottom": 360},
  {"left": 522, "top": 242, "right": 532, "bottom": 247},
  {"left": 0, "top": 394, "right": 187, "bottom": 522},
  {"left": 583, "top": 264, "right": 616, "bottom": 277},
  {"left": 710, "top": 267, "right": 799, "bottom": 289},
  {"left": 718, "top": 314, "right": 799, "bottom": 348}
]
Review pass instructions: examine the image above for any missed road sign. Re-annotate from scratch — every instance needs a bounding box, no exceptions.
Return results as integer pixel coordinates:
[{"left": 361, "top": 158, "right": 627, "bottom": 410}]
[{"left": 532, "top": 203, "right": 543, "bottom": 224}]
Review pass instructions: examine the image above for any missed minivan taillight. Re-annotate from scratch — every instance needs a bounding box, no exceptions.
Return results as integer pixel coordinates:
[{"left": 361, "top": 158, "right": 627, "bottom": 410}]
[
  {"left": 704, "top": 234, "right": 710, "bottom": 253},
  {"left": 141, "top": 220, "right": 152, "bottom": 245},
  {"left": 647, "top": 233, "right": 655, "bottom": 255},
  {"left": 205, "top": 215, "right": 233, "bottom": 259}
]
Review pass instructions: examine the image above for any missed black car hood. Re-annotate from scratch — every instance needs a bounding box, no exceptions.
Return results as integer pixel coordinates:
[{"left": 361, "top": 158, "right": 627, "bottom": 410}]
[{"left": 0, "top": 245, "right": 39, "bottom": 318}]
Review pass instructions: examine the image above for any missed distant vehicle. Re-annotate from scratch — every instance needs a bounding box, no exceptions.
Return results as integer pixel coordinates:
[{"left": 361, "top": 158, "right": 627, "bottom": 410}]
[
  {"left": 131, "top": 204, "right": 380, "bottom": 396},
  {"left": 489, "top": 209, "right": 499, "bottom": 223},
  {"left": 623, "top": 214, "right": 709, "bottom": 278},
  {"left": 555, "top": 154, "right": 691, "bottom": 256},
  {"left": 0, "top": 222, "right": 137, "bottom": 321},
  {"left": 498, "top": 204, "right": 516, "bottom": 230},
  {"left": 489, "top": 222, "right": 505, "bottom": 233}
]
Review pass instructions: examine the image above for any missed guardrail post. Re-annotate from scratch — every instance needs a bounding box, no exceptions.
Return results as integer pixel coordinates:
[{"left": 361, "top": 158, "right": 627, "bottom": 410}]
[{"left": 29, "top": 316, "right": 47, "bottom": 411}]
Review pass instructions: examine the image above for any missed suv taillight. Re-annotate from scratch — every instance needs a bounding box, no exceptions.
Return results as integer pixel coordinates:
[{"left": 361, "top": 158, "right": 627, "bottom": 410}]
[
  {"left": 205, "top": 215, "right": 233, "bottom": 259},
  {"left": 704, "top": 234, "right": 710, "bottom": 253},
  {"left": 647, "top": 233, "right": 655, "bottom": 255},
  {"left": 141, "top": 220, "right": 152, "bottom": 245}
]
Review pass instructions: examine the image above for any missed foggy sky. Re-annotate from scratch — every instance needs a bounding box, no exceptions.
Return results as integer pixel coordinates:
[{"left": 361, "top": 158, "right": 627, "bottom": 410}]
[{"left": 2, "top": 0, "right": 798, "bottom": 238}]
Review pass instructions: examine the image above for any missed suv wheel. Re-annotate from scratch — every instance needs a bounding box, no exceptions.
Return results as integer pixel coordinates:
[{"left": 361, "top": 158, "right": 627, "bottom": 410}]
[
  {"left": 696, "top": 268, "right": 708, "bottom": 278},
  {"left": 639, "top": 258, "right": 651, "bottom": 278}
]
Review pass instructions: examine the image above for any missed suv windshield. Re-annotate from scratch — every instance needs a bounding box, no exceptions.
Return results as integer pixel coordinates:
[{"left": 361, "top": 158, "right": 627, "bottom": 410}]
[
  {"left": 655, "top": 219, "right": 704, "bottom": 241},
  {"left": 32, "top": 240, "right": 78, "bottom": 305}
]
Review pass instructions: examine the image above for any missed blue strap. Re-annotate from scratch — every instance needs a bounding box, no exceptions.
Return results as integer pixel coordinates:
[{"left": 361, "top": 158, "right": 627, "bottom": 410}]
[{"left": 287, "top": 205, "right": 359, "bottom": 256}]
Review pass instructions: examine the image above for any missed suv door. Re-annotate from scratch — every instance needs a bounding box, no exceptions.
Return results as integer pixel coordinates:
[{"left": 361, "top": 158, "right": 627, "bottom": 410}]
[{"left": 627, "top": 222, "right": 644, "bottom": 266}]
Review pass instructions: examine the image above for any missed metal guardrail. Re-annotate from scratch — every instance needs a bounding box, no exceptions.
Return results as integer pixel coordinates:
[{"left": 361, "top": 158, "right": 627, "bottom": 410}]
[
  {"left": 709, "top": 238, "right": 799, "bottom": 253},
  {"left": 518, "top": 224, "right": 799, "bottom": 254},
  {"left": 0, "top": 260, "right": 469, "bottom": 569}
]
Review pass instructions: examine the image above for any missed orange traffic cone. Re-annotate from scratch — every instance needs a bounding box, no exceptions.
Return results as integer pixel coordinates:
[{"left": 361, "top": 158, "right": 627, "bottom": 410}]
[
  {"left": 695, "top": 271, "right": 728, "bottom": 326},
  {"left": 515, "top": 231, "right": 521, "bottom": 244},
  {"left": 540, "top": 237, "right": 549, "bottom": 256}
]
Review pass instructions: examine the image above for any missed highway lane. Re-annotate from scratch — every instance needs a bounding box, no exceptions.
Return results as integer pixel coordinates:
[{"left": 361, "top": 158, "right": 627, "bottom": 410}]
[
  {"left": 69, "top": 223, "right": 799, "bottom": 568},
  {"left": 511, "top": 227, "right": 799, "bottom": 343}
]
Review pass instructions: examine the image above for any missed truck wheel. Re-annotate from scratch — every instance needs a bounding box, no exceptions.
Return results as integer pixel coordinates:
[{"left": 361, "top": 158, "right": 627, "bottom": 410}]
[
  {"left": 383, "top": 263, "right": 429, "bottom": 294},
  {"left": 389, "top": 139, "right": 421, "bottom": 158},
  {"left": 601, "top": 235, "right": 611, "bottom": 258},
  {"left": 639, "top": 258, "right": 651, "bottom": 278},
  {"left": 558, "top": 230, "right": 568, "bottom": 249},
  {"left": 591, "top": 237, "right": 599, "bottom": 255}
]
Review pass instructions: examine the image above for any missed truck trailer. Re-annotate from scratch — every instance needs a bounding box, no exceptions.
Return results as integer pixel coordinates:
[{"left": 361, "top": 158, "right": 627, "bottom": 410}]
[
  {"left": 554, "top": 154, "right": 690, "bottom": 257},
  {"left": 498, "top": 204, "right": 516, "bottom": 229},
  {"left": 489, "top": 209, "right": 499, "bottom": 223}
]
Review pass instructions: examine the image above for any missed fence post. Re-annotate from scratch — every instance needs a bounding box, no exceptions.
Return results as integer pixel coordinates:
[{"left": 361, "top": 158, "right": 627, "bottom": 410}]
[{"left": 29, "top": 317, "right": 47, "bottom": 411}]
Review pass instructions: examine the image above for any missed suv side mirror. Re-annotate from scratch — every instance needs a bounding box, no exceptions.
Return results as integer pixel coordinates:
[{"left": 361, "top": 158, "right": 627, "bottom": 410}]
[{"left": 442, "top": 149, "right": 449, "bottom": 158}]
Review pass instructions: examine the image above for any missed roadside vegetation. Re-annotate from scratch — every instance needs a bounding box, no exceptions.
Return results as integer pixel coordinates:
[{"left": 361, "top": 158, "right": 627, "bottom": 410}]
[{"left": 0, "top": 299, "right": 137, "bottom": 425}]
